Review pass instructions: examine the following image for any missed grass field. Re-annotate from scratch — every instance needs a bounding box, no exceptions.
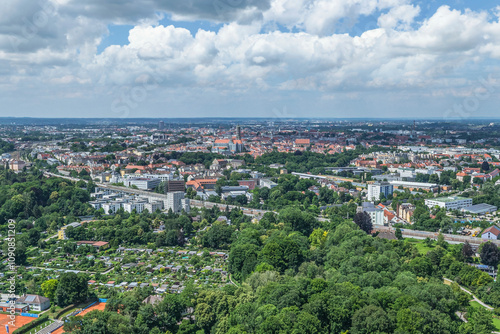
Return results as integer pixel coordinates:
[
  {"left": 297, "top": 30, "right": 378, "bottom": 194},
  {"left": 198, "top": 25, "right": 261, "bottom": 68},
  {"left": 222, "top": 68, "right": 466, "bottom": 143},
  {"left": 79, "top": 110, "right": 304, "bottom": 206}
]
[
  {"left": 405, "top": 238, "right": 435, "bottom": 255},
  {"left": 469, "top": 301, "right": 482, "bottom": 309},
  {"left": 0, "top": 314, "right": 37, "bottom": 334},
  {"left": 493, "top": 317, "right": 500, "bottom": 331}
]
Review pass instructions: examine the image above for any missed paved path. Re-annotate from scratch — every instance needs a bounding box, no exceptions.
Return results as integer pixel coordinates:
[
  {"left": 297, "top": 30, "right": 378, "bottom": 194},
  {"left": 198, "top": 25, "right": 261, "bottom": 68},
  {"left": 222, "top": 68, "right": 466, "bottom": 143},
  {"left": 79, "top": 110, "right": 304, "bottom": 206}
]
[
  {"left": 444, "top": 277, "right": 493, "bottom": 310},
  {"left": 35, "top": 320, "right": 63, "bottom": 334}
]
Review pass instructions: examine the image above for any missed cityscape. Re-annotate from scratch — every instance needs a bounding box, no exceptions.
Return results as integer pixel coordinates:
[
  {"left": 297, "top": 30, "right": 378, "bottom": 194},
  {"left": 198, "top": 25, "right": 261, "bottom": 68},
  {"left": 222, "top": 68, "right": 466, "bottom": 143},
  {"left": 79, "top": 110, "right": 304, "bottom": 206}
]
[
  {"left": 2, "top": 0, "right": 500, "bottom": 333},
  {"left": 0, "top": 118, "right": 500, "bottom": 333}
]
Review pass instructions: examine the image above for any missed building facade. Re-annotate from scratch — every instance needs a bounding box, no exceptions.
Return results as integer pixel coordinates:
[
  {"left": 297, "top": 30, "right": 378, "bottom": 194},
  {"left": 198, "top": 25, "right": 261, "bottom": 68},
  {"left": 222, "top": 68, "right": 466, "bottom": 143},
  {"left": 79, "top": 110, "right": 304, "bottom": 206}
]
[
  {"left": 367, "top": 182, "right": 394, "bottom": 201},
  {"left": 425, "top": 196, "right": 473, "bottom": 210}
]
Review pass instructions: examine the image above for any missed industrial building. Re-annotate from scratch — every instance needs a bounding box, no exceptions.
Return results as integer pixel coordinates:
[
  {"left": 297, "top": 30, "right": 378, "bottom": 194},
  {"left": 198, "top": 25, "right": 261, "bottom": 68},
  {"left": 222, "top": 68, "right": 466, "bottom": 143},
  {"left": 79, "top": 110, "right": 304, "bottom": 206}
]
[{"left": 424, "top": 196, "right": 473, "bottom": 210}]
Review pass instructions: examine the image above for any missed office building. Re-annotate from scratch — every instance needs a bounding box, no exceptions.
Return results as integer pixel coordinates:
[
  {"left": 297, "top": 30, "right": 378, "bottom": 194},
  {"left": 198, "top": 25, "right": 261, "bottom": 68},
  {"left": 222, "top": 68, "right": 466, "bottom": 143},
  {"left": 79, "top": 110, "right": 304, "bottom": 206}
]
[
  {"left": 165, "top": 180, "right": 185, "bottom": 193},
  {"left": 124, "top": 177, "right": 161, "bottom": 190}
]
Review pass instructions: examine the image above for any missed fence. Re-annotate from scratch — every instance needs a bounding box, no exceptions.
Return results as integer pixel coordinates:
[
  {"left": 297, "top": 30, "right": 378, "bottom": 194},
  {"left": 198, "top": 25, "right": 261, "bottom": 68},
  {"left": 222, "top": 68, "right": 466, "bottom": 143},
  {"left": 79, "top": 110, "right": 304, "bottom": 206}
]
[{"left": 20, "top": 312, "right": 39, "bottom": 318}]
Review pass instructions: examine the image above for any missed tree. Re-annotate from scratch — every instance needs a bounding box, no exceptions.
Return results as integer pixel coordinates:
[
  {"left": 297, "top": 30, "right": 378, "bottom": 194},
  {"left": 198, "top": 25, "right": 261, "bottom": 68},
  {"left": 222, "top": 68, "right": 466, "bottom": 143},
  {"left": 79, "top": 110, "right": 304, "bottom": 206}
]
[
  {"left": 480, "top": 242, "right": 500, "bottom": 267},
  {"left": 353, "top": 212, "right": 372, "bottom": 234},
  {"left": 462, "top": 241, "right": 474, "bottom": 260},
  {"left": 470, "top": 308, "right": 495, "bottom": 334},
  {"left": 437, "top": 233, "right": 447, "bottom": 249},
  {"left": 55, "top": 272, "right": 89, "bottom": 307},
  {"left": 395, "top": 228, "right": 403, "bottom": 240},
  {"left": 481, "top": 161, "right": 490, "bottom": 172},
  {"left": 351, "top": 305, "right": 392, "bottom": 334},
  {"left": 41, "top": 279, "right": 59, "bottom": 300}
]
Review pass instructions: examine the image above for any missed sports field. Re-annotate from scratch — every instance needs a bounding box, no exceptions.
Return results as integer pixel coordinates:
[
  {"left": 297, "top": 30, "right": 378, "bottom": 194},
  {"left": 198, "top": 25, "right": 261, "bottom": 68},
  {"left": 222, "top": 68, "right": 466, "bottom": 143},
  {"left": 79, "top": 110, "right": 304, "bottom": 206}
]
[{"left": 0, "top": 314, "right": 37, "bottom": 334}]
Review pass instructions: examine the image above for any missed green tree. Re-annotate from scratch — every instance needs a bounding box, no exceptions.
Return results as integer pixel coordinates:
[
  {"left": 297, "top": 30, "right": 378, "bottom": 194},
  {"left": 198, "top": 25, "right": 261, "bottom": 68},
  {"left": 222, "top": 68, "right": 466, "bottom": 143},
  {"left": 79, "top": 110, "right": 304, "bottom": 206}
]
[
  {"left": 55, "top": 272, "right": 89, "bottom": 307},
  {"left": 480, "top": 242, "right": 500, "bottom": 267},
  {"left": 353, "top": 211, "right": 372, "bottom": 234},
  {"left": 41, "top": 279, "right": 59, "bottom": 300}
]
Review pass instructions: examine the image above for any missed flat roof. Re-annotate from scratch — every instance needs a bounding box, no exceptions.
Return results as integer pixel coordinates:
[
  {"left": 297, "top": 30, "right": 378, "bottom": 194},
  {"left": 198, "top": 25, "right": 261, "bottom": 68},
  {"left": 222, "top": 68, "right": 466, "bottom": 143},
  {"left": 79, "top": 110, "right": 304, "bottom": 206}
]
[
  {"left": 390, "top": 181, "right": 438, "bottom": 187},
  {"left": 463, "top": 203, "right": 498, "bottom": 213},
  {"left": 428, "top": 196, "right": 470, "bottom": 203}
]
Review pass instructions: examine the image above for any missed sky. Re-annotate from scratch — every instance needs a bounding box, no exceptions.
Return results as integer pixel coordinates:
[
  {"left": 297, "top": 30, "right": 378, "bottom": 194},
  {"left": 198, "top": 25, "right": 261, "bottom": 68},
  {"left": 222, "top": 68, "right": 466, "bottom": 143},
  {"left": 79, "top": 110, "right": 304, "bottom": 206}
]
[{"left": 1, "top": 0, "right": 500, "bottom": 119}]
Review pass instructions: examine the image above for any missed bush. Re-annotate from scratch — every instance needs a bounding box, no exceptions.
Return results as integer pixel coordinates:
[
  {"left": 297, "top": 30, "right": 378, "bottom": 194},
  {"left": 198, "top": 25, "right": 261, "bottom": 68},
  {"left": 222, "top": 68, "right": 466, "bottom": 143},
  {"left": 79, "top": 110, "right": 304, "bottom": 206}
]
[{"left": 13, "top": 315, "right": 49, "bottom": 334}]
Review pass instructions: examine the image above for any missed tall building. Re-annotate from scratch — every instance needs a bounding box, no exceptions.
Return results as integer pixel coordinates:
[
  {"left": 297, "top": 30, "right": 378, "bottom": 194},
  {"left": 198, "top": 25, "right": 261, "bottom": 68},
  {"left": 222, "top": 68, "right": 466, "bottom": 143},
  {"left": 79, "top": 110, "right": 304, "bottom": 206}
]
[
  {"left": 165, "top": 180, "right": 185, "bottom": 193},
  {"left": 158, "top": 120, "right": 165, "bottom": 130},
  {"left": 166, "top": 191, "right": 185, "bottom": 213},
  {"left": 367, "top": 182, "right": 393, "bottom": 201},
  {"left": 236, "top": 124, "right": 241, "bottom": 140}
]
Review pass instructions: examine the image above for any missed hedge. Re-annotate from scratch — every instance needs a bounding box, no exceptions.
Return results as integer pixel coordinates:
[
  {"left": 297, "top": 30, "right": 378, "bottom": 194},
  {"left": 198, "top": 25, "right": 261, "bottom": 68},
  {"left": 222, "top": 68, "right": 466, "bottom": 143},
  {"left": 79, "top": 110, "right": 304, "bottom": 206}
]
[{"left": 12, "top": 315, "right": 49, "bottom": 334}]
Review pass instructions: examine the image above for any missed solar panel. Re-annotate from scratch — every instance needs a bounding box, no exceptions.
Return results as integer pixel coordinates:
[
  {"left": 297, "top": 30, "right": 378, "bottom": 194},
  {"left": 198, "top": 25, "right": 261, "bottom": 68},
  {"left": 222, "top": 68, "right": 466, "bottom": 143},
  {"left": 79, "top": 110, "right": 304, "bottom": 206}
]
[{"left": 25, "top": 295, "right": 35, "bottom": 302}]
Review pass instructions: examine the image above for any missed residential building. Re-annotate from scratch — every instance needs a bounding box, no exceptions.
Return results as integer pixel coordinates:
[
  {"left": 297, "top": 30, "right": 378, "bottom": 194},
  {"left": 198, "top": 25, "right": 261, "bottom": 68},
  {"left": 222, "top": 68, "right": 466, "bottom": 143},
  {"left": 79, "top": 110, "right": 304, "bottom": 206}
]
[
  {"left": 481, "top": 225, "right": 500, "bottom": 240},
  {"left": 9, "top": 160, "right": 26, "bottom": 171},
  {"left": 166, "top": 192, "right": 185, "bottom": 213},
  {"left": 358, "top": 202, "right": 385, "bottom": 226},
  {"left": 16, "top": 294, "right": 50, "bottom": 311},
  {"left": 367, "top": 182, "right": 393, "bottom": 201}
]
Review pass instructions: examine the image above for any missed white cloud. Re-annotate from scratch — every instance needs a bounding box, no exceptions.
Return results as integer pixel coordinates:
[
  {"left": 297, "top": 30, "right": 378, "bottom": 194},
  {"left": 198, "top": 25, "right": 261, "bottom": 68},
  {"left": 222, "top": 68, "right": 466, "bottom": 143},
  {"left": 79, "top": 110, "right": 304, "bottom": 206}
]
[
  {"left": 1, "top": 1, "right": 500, "bottom": 117},
  {"left": 378, "top": 4, "right": 420, "bottom": 30}
]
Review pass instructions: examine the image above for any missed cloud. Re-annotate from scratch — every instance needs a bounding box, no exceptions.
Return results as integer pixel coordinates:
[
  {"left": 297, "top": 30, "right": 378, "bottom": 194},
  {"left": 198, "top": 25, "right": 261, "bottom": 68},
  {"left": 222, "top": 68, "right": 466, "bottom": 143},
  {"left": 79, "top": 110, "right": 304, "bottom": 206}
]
[{"left": 1, "top": 1, "right": 500, "bottom": 117}]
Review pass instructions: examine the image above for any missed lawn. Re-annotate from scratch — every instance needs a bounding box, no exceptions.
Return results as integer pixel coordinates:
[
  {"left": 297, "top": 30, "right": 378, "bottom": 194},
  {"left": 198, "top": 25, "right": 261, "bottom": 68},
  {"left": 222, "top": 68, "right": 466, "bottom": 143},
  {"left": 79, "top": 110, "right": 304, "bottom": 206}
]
[
  {"left": 493, "top": 317, "right": 500, "bottom": 331},
  {"left": 469, "top": 301, "right": 482, "bottom": 309},
  {"left": 405, "top": 238, "right": 435, "bottom": 255},
  {"left": 468, "top": 300, "right": 500, "bottom": 331}
]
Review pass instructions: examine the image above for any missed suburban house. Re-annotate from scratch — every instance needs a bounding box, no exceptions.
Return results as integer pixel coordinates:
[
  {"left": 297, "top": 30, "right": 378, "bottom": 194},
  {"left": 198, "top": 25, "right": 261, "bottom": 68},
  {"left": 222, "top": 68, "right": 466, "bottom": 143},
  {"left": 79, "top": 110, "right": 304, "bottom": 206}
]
[
  {"left": 16, "top": 294, "right": 50, "bottom": 311},
  {"left": 481, "top": 225, "right": 500, "bottom": 240}
]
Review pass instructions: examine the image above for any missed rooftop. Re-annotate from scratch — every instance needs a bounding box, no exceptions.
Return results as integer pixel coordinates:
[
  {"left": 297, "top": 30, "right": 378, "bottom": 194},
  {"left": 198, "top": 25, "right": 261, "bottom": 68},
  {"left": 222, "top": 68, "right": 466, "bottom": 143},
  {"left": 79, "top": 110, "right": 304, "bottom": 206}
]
[{"left": 430, "top": 196, "right": 470, "bottom": 203}]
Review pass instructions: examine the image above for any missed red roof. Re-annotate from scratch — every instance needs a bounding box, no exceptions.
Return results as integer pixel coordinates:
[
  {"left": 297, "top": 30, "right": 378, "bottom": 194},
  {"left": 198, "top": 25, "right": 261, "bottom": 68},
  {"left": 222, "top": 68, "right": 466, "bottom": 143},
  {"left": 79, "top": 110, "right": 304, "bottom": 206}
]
[{"left": 482, "top": 225, "right": 500, "bottom": 237}]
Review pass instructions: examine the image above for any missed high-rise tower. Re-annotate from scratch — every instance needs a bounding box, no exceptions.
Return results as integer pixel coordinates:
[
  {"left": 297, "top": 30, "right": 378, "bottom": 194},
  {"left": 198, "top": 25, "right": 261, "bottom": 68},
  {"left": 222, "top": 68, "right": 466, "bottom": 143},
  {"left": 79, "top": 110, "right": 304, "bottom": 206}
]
[{"left": 236, "top": 124, "right": 241, "bottom": 140}]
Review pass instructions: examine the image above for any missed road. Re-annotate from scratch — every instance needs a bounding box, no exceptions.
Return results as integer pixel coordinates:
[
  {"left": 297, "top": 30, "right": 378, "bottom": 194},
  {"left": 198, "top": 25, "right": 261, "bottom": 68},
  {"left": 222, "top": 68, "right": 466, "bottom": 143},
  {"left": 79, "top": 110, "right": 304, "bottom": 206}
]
[{"left": 374, "top": 226, "right": 500, "bottom": 246}]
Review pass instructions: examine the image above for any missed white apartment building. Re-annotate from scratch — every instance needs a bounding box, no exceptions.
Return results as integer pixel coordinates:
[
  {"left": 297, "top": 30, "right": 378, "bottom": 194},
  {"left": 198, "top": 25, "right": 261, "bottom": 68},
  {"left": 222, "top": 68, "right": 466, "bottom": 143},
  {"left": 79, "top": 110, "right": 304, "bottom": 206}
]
[
  {"left": 123, "top": 200, "right": 147, "bottom": 213},
  {"left": 145, "top": 201, "right": 164, "bottom": 213},
  {"left": 102, "top": 202, "right": 123, "bottom": 214},
  {"left": 166, "top": 192, "right": 185, "bottom": 213},
  {"left": 425, "top": 196, "right": 473, "bottom": 210},
  {"left": 367, "top": 182, "right": 394, "bottom": 201}
]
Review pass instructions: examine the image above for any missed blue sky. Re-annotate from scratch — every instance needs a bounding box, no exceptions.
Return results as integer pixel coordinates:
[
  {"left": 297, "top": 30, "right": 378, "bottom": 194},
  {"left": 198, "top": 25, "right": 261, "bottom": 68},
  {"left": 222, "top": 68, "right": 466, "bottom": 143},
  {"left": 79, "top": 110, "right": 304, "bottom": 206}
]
[{"left": 1, "top": 0, "right": 500, "bottom": 118}]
